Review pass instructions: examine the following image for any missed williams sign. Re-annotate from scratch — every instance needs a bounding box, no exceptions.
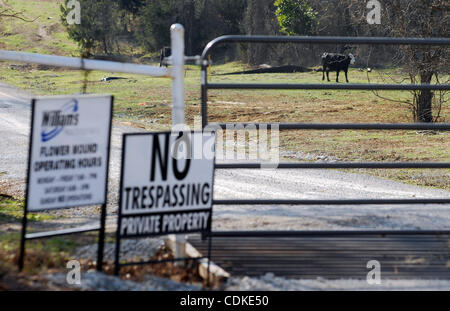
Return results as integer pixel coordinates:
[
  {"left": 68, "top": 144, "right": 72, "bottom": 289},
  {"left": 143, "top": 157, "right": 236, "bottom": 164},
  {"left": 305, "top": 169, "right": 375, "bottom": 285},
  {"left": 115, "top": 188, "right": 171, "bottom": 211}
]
[{"left": 27, "top": 95, "right": 113, "bottom": 211}]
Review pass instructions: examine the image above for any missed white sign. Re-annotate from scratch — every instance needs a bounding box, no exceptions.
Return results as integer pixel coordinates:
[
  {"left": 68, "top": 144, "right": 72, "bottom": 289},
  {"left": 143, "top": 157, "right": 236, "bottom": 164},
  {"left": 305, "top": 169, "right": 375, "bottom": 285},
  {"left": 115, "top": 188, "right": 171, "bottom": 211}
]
[
  {"left": 27, "top": 95, "right": 112, "bottom": 211},
  {"left": 119, "top": 131, "right": 216, "bottom": 237}
]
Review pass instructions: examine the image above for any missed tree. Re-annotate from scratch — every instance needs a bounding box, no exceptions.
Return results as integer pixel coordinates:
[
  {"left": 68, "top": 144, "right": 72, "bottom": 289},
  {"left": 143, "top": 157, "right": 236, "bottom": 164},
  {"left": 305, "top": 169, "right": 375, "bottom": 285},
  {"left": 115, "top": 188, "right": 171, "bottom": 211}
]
[
  {"left": 242, "top": 0, "right": 281, "bottom": 65},
  {"left": 119, "top": 0, "right": 144, "bottom": 13},
  {"left": 274, "top": 0, "right": 317, "bottom": 36},
  {"left": 384, "top": 0, "right": 448, "bottom": 123},
  {"left": 60, "top": 0, "right": 124, "bottom": 55},
  {"left": 347, "top": 0, "right": 448, "bottom": 123},
  {"left": 136, "top": 0, "right": 246, "bottom": 56},
  {"left": 134, "top": 0, "right": 174, "bottom": 53}
]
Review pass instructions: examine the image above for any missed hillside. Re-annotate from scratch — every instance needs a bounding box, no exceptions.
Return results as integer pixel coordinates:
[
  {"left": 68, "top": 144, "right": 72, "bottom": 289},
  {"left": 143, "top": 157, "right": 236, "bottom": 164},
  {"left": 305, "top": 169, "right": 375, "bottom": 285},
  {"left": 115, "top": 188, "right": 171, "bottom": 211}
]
[{"left": 0, "top": 0, "right": 78, "bottom": 55}]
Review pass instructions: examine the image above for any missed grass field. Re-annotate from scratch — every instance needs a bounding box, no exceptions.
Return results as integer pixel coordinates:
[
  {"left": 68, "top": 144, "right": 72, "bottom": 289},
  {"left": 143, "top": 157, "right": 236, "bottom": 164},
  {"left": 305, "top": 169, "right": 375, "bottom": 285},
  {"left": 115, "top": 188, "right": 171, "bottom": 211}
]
[
  {"left": 0, "top": 195, "right": 83, "bottom": 276},
  {"left": 0, "top": 0, "right": 449, "bottom": 189},
  {"left": 0, "top": 61, "right": 448, "bottom": 189},
  {"left": 0, "top": 0, "right": 79, "bottom": 56}
]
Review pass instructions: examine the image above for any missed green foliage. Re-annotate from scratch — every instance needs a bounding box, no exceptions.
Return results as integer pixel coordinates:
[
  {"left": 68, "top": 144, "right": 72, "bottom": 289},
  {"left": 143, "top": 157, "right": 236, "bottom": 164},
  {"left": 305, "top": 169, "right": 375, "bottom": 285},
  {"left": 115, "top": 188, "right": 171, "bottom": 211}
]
[
  {"left": 0, "top": 196, "right": 57, "bottom": 222},
  {"left": 58, "top": 0, "right": 246, "bottom": 57},
  {"left": 136, "top": 0, "right": 246, "bottom": 55},
  {"left": 119, "top": 0, "right": 144, "bottom": 13},
  {"left": 274, "top": 0, "right": 317, "bottom": 35},
  {"left": 60, "top": 0, "right": 124, "bottom": 55},
  {"left": 135, "top": 0, "right": 174, "bottom": 53}
]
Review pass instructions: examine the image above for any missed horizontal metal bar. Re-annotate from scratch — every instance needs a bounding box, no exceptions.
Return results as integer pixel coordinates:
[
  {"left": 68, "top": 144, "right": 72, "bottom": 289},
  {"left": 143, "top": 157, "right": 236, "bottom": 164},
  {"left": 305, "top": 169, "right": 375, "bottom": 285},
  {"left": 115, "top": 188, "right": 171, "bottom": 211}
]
[
  {"left": 214, "top": 199, "right": 450, "bottom": 205},
  {"left": 211, "top": 122, "right": 450, "bottom": 130},
  {"left": 25, "top": 224, "right": 100, "bottom": 240},
  {"left": 0, "top": 50, "right": 171, "bottom": 77},
  {"left": 206, "top": 83, "right": 450, "bottom": 91},
  {"left": 215, "top": 162, "right": 450, "bottom": 169},
  {"left": 201, "top": 35, "right": 450, "bottom": 60},
  {"left": 118, "top": 256, "right": 207, "bottom": 267},
  {"left": 208, "top": 35, "right": 450, "bottom": 48},
  {"left": 205, "top": 230, "right": 450, "bottom": 238}
]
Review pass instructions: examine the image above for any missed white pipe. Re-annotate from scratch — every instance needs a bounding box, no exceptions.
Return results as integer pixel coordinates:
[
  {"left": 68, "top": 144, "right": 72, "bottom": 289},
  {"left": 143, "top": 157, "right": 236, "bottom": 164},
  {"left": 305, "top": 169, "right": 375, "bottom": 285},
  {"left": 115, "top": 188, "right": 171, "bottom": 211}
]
[
  {"left": 0, "top": 50, "right": 171, "bottom": 77},
  {"left": 170, "top": 24, "right": 187, "bottom": 262},
  {"left": 171, "top": 24, "right": 185, "bottom": 127}
]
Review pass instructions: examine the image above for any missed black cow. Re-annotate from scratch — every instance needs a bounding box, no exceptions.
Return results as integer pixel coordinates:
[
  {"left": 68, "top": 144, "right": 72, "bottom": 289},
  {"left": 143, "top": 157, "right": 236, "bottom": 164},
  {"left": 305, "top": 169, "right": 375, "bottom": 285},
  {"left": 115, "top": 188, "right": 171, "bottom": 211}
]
[
  {"left": 321, "top": 53, "right": 356, "bottom": 83},
  {"left": 159, "top": 47, "right": 171, "bottom": 67}
]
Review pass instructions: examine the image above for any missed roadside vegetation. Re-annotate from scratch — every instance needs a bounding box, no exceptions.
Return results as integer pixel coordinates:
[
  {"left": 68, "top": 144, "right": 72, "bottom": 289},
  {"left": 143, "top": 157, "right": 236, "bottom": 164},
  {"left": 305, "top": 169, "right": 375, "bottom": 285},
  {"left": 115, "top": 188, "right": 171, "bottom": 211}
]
[
  {"left": 0, "top": 194, "right": 80, "bottom": 289},
  {"left": 0, "top": 195, "right": 206, "bottom": 289}
]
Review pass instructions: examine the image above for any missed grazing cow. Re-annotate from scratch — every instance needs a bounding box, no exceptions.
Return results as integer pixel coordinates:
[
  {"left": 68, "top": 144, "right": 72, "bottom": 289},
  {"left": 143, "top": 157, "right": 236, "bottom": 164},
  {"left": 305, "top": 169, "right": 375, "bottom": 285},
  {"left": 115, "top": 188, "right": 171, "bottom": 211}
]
[
  {"left": 159, "top": 47, "right": 171, "bottom": 67},
  {"left": 321, "top": 53, "right": 356, "bottom": 83}
]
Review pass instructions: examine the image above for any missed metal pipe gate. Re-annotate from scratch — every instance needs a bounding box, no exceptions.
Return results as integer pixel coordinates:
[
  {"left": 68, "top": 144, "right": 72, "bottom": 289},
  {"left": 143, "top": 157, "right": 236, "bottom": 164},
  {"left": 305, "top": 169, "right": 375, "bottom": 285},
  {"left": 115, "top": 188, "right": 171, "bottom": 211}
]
[
  {"left": 200, "top": 35, "right": 450, "bottom": 237},
  {"left": 0, "top": 24, "right": 190, "bottom": 269}
]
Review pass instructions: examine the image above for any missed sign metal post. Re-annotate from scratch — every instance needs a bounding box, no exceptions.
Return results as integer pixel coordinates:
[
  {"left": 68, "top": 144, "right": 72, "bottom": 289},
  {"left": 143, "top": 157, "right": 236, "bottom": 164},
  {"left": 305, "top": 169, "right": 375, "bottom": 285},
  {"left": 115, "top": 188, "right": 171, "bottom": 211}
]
[
  {"left": 114, "top": 131, "right": 215, "bottom": 280},
  {"left": 18, "top": 95, "right": 113, "bottom": 272}
]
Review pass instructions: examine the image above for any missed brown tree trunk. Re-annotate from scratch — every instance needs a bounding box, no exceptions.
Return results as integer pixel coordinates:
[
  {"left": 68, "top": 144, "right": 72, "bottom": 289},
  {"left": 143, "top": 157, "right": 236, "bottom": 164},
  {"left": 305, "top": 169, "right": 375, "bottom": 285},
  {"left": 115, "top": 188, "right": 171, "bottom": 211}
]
[
  {"left": 102, "top": 37, "right": 109, "bottom": 55},
  {"left": 417, "top": 72, "right": 433, "bottom": 123}
]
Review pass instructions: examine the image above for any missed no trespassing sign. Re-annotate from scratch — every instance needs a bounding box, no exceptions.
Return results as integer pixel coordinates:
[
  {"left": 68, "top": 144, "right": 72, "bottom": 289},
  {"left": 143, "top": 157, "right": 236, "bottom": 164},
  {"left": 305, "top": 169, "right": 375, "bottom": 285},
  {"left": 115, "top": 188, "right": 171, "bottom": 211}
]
[{"left": 118, "top": 131, "right": 216, "bottom": 237}]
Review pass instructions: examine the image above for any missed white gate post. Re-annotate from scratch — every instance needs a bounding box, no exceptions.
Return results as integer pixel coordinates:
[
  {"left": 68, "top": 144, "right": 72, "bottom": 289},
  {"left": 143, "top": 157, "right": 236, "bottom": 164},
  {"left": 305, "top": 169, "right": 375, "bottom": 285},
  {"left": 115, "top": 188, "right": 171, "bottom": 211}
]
[
  {"left": 170, "top": 23, "right": 187, "bottom": 262},
  {"left": 171, "top": 23, "right": 185, "bottom": 126}
]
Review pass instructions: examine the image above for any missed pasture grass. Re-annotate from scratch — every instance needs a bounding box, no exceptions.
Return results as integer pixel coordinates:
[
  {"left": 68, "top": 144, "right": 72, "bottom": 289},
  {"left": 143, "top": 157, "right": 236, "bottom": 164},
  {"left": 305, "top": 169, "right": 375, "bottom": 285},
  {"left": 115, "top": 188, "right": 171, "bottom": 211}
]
[
  {"left": 0, "top": 196, "right": 85, "bottom": 275},
  {"left": 0, "top": 1, "right": 448, "bottom": 190},
  {"left": 0, "top": 195, "right": 58, "bottom": 222},
  {"left": 0, "top": 230, "right": 89, "bottom": 275},
  {"left": 0, "top": 61, "right": 448, "bottom": 189},
  {"left": 0, "top": 0, "right": 79, "bottom": 56}
]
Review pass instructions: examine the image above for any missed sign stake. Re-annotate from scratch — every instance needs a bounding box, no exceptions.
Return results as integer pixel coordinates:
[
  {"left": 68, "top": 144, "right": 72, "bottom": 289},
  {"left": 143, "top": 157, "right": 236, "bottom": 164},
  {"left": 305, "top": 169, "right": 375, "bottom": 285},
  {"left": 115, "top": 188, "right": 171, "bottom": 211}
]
[
  {"left": 18, "top": 95, "right": 113, "bottom": 272},
  {"left": 114, "top": 131, "right": 215, "bottom": 277},
  {"left": 96, "top": 203, "right": 107, "bottom": 271},
  {"left": 18, "top": 208, "right": 28, "bottom": 272}
]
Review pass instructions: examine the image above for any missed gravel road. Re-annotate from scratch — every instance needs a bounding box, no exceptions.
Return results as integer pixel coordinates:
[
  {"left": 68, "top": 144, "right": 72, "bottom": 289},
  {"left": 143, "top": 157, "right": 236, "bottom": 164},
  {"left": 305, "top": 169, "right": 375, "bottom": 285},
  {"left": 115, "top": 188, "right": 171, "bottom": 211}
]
[
  {"left": 213, "top": 168, "right": 450, "bottom": 231},
  {"left": 1, "top": 82, "right": 449, "bottom": 290}
]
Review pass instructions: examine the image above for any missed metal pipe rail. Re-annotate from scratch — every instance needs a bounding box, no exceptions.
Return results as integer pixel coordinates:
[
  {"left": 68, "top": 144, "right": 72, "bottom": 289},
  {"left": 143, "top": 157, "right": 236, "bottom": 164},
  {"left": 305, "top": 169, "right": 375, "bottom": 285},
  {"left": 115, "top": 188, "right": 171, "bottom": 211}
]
[
  {"left": 211, "top": 123, "right": 450, "bottom": 130},
  {"left": 215, "top": 162, "right": 450, "bottom": 169},
  {"left": 207, "top": 83, "right": 450, "bottom": 91},
  {"left": 202, "top": 36, "right": 450, "bottom": 60},
  {"left": 0, "top": 50, "right": 171, "bottom": 77},
  {"left": 203, "top": 230, "right": 450, "bottom": 237},
  {"left": 214, "top": 199, "right": 450, "bottom": 206}
]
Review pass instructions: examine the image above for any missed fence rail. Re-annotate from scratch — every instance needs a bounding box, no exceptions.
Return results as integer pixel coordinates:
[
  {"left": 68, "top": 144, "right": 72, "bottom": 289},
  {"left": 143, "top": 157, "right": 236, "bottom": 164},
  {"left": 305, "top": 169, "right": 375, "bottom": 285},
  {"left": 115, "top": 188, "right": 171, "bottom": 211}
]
[
  {"left": 214, "top": 199, "right": 450, "bottom": 206},
  {"left": 215, "top": 162, "right": 450, "bottom": 169},
  {"left": 0, "top": 50, "right": 171, "bottom": 77},
  {"left": 210, "top": 123, "right": 450, "bottom": 130},
  {"left": 206, "top": 83, "right": 450, "bottom": 91},
  {"left": 201, "top": 36, "right": 450, "bottom": 60}
]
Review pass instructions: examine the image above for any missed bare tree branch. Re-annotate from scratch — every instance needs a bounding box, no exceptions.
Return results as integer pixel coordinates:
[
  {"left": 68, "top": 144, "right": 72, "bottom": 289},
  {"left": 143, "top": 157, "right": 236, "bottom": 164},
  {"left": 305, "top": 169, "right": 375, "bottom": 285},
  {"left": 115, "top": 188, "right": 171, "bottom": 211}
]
[{"left": 0, "top": 7, "right": 39, "bottom": 22}]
